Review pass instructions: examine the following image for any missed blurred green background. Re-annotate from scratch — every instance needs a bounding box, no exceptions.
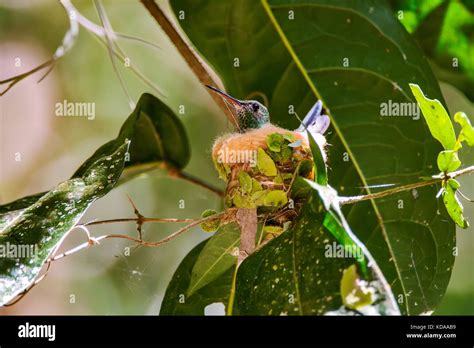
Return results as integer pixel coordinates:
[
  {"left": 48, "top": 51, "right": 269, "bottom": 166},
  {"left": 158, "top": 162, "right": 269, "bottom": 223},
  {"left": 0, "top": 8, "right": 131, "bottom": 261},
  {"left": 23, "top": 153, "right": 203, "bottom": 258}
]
[{"left": 0, "top": 0, "right": 472, "bottom": 315}]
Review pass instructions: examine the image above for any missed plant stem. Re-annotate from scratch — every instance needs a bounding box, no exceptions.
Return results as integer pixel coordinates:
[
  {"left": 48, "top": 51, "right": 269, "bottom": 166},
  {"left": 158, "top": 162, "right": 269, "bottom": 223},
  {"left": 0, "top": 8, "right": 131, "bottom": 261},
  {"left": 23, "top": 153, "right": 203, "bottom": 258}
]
[
  {"left": 170, "top": 170, "right": 225, "bottom": 197},
  {"left": 339, "top": 165, "right": 474, "bottom": 205},
  {"left": 226, "top": 266, "right": 239, "bottom": 316},
  {"left": 103, "top": 214, "right": 215, "bottom": 247},
  {"left": 120, "top": 161, "right": 224, "bottom": 197},
  {"left": 52, "top": 212, "right": 228, "bottom": 262},
  {"left": 85, "top": 217, "right": 197, "bottom": 226},
  {"left": 140, "top": 0, "right": 238, "bottom": 128}
]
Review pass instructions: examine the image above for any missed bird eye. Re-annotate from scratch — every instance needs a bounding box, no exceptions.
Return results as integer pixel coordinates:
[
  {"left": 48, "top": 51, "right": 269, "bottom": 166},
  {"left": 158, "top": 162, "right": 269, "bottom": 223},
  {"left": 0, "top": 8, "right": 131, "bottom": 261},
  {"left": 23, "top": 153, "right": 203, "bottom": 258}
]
[{"left": 252, "top": 103, "right": 259, "bottom": 112}]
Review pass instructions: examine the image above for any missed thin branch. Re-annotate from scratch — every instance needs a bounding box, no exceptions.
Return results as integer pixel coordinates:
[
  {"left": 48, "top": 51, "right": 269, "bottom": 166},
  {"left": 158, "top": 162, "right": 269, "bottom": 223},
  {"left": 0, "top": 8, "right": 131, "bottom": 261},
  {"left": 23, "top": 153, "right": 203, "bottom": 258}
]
[
  {"left": 169, "top": 170, "right": 225, "bottom": 197},
  {"left": 4, "top": 206, "right": 231, "bottom": 306},
  {"left": 61, "top": 0, "right": 161, "bottom": 50},
  {"left": 140, "top": 0, "right": 238, "bottom": 128},
  {"left": 61, "top": 0, "right": 165, "bottom": 97},
  {"left": 85, "top": 217, "right": 197, "bottom": 226},
  {"left": 51, "top": 211, "right": 228, "bottom": 263},
  {"left": 339, "top": 165, "right": 474, "bottom": 205},
  {"left": 457, "top": 189, "right": 474, "bottom": 203},
  {"left": 0, "top": 59, "right": 54, "bottom": 96},
  {"left": 126, "top": 194, "right": 145, "bottom": 238},
  {"left": 116, "top": 160, "right": 224, "bottom": 197},
  {"left": 0, "top": 1, "right": 78, "bottom": 96},
  {"left": 94, "top": 0, "right": 135, "bottom": 109},
  {"left": 89, "top": 32, "right": 165, "bottom": 97}
]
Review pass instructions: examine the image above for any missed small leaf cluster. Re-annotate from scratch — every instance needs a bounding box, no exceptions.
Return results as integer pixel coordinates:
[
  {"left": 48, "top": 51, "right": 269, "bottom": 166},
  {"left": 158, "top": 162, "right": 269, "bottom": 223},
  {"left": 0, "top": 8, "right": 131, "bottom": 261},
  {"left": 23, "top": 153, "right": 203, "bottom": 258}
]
[
  {"left": 223, "top": 132, "right": 313, "bottom": 210},
  {"left": 410, "top": 83, "right": 474, "bottom": 228}
]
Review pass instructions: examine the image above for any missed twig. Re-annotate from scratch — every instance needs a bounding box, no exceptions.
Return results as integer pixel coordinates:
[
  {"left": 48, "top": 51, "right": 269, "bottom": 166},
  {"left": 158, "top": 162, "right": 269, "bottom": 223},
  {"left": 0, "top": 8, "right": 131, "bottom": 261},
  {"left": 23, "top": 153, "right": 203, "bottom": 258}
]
[
  {"left": 0, "top": 59, "right": 54, "bottom": 96},
  {"left": 110, "top": 160, "right": 224, "bottom": 197},
  {"left": 140, "top": 0, "right": 238, "bottom": 128},
  {"left": 339, "top": 165, "right": 474, "bottom": 205},
  {"left": 94, "top": 0, "right": 135, "bottom": 109},
  {"left": 0, "top": 0, "right": 78, "bottom": 96},
  {"left": 166, "top": 164, "right": 224, "bottom": 197},
  {"left": 457, "top": 189, "right": 474, "bottom": 203},
  {"left": 51, "top": 211, "right": 228, "bottom": 263},
  {"left": 3, "top": 207, "right": 230, "bottom": 307},
  {"left": 84, "top": 216, "right": 197, "bottom": 226},
  {"left": 61, "top": 0, "right": 161, "bottom": 50},
  {"left": 61, "top": 0, "right": 165, "bottom": 97}
]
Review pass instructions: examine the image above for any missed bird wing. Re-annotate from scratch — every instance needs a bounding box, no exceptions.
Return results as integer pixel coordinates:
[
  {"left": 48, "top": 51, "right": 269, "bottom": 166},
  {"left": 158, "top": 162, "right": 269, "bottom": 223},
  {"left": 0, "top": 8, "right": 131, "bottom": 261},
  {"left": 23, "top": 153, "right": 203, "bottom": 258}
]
[{"left": 296, "top": 100, "right": 330, "bottom": 134}]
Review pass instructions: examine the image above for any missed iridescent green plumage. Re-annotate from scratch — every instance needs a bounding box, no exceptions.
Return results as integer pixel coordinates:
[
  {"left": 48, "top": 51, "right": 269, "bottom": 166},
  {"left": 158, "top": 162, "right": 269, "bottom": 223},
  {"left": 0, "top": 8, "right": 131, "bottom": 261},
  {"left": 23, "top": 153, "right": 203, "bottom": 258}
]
[
  {"left": 236, "top": 100, "right": 270, "bottom": 131},
  {"left": 205, "top": 85, "right": 269, "bottom": 132}
]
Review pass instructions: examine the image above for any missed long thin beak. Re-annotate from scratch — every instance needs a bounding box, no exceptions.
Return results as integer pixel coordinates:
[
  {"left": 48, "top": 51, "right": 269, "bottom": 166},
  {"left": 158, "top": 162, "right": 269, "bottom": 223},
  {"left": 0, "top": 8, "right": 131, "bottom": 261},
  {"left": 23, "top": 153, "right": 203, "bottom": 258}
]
[{"left": 205, "top": 85, "right": 243, "bottom": 108}]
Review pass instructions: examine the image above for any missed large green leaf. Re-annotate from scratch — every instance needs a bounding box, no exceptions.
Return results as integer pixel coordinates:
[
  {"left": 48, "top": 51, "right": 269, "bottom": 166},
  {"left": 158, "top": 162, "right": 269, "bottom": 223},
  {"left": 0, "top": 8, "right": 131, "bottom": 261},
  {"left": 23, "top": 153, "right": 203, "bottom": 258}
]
[
  {"left": 160, "top": 239, "right": 236, "bottom": 315},
  {"left": 235, "top": 198, "right": 399, "bottom": 315},
  {"left": 74, "top": 92, "right": 190, "bottom": 178},
  {"left": 0, "top": 93, "right": 189, "bottom": 306},
  {"left": 0, "top": 93, "right": 190, "bottom": 228},
  {"left": 171, "top": 0, "right": 456, "bottom": 315},
  {"left": 187, "top": 222, "right": 267, "bottom": 297},
  {"left": 187, "top": 224, "right": 240, "bottom": 296},
  {"left": 0, "top": 141, "right": 129, "bottom": 305}
]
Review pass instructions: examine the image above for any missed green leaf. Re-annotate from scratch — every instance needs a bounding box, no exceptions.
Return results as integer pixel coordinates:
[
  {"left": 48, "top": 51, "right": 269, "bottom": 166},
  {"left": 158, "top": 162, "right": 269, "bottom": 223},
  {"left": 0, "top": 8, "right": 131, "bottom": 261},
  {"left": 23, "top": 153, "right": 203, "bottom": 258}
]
[
  {"left": 266, "top": 133, "right": 285, "bottom": 152},
  {"left": 251, "top": 178, "right": 263, "bottom": 192},
  {"left": 1, "top": 93, "right": 190, "bottom": 221},
  {"left": 187, "top": 223, "right": 268, "bottom": 298},
  {"left": 0, "top": 193, "right": 44, "bottom": 216},
  {"left": 263, "top": 225, "right": 283, "bottom": 236},
  {"left": 160, "top": 239, "right": 236, "bottom": 315},
  {"left": 232, "top": 193, "right": 255, "bottom": 209},
  {"left": 442, "top": 179, "right": 469, "bottom": 229},
  {"left": 172, "top": 0, "right": 456, "bottom": 315},
  {"left": 303, "top": 179, "right": 370, "bottom": 277},
  {"left": 437, "top": 150, "right": 461, "bottom": 172},
  {"left": 340, "top": 264, "right": 375, "bottom": 310},
  {"left": 188, "top": 224, "right": 240, "bottom": 296},
  {"left": 0, "top": 140, "right": 129, "bottom": 305},
  {"left": 454, "top": 112, "right": 474, "bottom": 147},
  {"left": 322, "top": 212, "right": 368, "bottom": 277},
  {"left": 280, "top": 144, "right": 293, "bottom": 161},
  {"left": 256, "top": 148, "right": 277, "bottom": 176},
  {"left": 263, "top": 190, "right": 288, "bottom": 207},
  {"left": 200, "top": 209, "right": 220, "bottom": 233},
  {"left": 74, "top": 93, "right": 190, "bottom": 179},
  {"left": 238, "top": 171, "right": 253, "bottom": 194},
  {"left": 0, "top": 93, "right": 190, "bottom": 306},
  {"left": 283, "top": 132, "right": 296, "bottom": 143},
  {"left": 307, "top": 131, "right": 328, "bottom": 185},
  {"left": 235, "top": 202, "right": 398, "bottom": 315},
  {"left": 251, "top": 190, "right": 269, "bottom": 206},
  {"left": 409, "top": 83, "right": 457, "bottom": 150}
]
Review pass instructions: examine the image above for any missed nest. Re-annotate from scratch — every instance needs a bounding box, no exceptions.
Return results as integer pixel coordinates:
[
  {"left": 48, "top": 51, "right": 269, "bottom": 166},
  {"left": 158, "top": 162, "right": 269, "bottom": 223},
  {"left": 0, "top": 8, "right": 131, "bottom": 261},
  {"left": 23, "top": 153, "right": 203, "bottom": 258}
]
[{"left": 211, "top": 124, "right": 323, "bottom": 241}]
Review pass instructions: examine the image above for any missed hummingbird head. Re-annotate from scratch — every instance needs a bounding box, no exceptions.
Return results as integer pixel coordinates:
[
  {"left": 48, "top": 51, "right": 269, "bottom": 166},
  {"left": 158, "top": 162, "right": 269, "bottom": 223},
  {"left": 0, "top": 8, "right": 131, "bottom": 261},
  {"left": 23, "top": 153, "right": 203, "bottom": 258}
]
[{"left": 206, "top": 85, "right": 270, "bottom": 132}]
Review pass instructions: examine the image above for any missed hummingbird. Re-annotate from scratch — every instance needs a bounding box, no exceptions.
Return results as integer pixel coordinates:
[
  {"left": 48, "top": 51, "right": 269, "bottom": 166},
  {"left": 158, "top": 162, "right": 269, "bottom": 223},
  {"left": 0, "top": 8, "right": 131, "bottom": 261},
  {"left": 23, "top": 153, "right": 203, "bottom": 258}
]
[
  {"left": 205, "top": 85, "right": 330, "bottom": 264},
  {"left": 205, "top": 85, "right": 330, "bottom": 161}
]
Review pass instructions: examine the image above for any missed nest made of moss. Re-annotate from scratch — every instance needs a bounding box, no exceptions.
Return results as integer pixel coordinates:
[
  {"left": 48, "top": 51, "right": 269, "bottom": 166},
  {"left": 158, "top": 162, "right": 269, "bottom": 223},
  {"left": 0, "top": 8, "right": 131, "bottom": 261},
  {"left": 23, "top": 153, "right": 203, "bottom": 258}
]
[{"left": 207, "top": 124, "right": 325, "bottom": 242}]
